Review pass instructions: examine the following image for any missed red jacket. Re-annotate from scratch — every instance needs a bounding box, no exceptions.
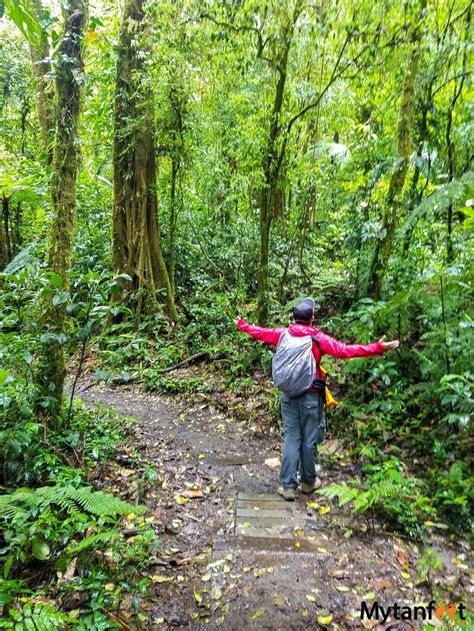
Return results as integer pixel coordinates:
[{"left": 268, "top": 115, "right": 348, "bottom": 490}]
[{"left": 237, "top": 319, "right": 385, "bottom": 379}]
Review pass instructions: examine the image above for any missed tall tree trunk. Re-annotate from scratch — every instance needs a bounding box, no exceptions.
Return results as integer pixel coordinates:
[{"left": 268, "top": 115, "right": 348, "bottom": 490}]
[
  {"left": 0, "top": 195, "right": 9, "bottom": 270},
  {"left": 445, "top": 4, "right": 470, "bottom": 263},
  {"left": 256, "top": 10, "right": 298, "bottom": 325},
  {"left": 29, "top": 0, "right": 55, "bottom": 162},
  {"left": 113, "top": 0, "right": 177, "bottom": 322},
  {"left": 2, "top": 193, "right": 12, "bottom": 263},
  {"left": 366, "top": 4, "right": 424, "bottom": 299},
  {"left": 35, "top": 0, "right": 88, "bottom": 421},
  {"left": 169, "top": 157, "right": 178, "bottom": 297}
]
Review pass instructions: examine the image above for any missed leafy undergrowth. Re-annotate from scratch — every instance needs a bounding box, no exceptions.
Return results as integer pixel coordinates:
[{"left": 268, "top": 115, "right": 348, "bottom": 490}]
[{"left": 0, "top": 393, "right": 158, "bottom": 628}]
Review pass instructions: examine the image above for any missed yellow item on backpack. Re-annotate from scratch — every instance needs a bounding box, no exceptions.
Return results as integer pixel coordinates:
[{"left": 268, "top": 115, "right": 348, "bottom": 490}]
[{"left": 320, "top": 365, "right": 339, "bottom": 409}]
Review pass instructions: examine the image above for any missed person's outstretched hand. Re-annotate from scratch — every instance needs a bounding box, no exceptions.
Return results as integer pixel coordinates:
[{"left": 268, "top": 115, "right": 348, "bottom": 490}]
[{"left": 378, "top": 335, "right": 400, "bottom": 350}]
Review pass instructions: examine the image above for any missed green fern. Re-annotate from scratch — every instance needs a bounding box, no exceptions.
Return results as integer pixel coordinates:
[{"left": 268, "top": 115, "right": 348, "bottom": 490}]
[
  {"left": 318, "top": 483, "right": 360, "bottom": 507},
  {"left": 0, "top": 485, "right": 144, "bottom": 519},
  {"left": 66, "top": 530, "right": 122, "bottom": 554},
  {"left": 0, "top": 602, "right": 75, "bottom": 629}
]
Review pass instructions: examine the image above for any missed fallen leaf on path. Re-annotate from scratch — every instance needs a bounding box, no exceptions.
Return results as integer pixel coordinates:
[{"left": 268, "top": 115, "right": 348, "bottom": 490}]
[
  {"left": 305, "top": 594, "right": 316, "bottom": 602},
  {"left": 151, "top": 575, "right": 174, "bottom": 584},
  {"left": 317, "top": 614, "right": 333, "bottom": 624},
  {"left": 201, "top": 574, "right": 211, "bottom": 582},
  {"left": 400, "top": 571, "right": 411, "bottom": 580},
  {"left": 182, "top": 489, "right": 204, "bottom": 499},
  {"left": 318, "top": 547, "right": 327, "bottom": 553},
  {"left": 318, "top": 506, "right": 330, "bottom": 515},
  {"left": 194, "top": 588, "right": 202, "bottom": 604},
  {"left": 211, "top": 586, "right": 222, "bottom": 600},
  {"left": 273, "top": 597, "right": 285, "bottom": 606},
  {"left": 320, "top": 439, "right": 339, "bottom": 455},
  {"left": 253, "top": 568, "right": 267, "bottom": 578},
  {"left": 198, "top": 454, "right": 205, "bottom": 459},
  {"left": 362, "top": 591, "right": 375, "bottom": 600},
  {"left": 264, "top": 457, "right": 281, "bottom": 468},
  {"left": 251, "top": 609, "right": 265, "bottom": 621},
  {"left": 243, "top": 566, "right": 251, "bottom": 573},
  {"left": 174, "top": 495, "right": 186, "bottom": 506},
  {"left": 334, "top": 585, "right": 349, "bottom": 592},
  {"left": 295, "top": 541, "right": 301, "bottom": 548},
  {"left": 373, "top": 578, "right": 392, "bottom": 590}
]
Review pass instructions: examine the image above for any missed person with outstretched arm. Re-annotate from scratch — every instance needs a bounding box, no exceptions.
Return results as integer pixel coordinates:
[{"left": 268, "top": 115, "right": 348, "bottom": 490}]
[{"left": 235, "top": 298, "right": 399, "bottom": 501}]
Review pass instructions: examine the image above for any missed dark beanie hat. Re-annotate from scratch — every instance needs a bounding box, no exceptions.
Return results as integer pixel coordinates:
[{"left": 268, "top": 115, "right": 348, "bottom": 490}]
[{"left": 293, "top": 298, "right": 315, "bottom": 323}]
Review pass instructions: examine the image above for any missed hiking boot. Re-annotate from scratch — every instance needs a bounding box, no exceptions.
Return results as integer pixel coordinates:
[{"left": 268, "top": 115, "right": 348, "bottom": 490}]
[
  {"left": 300, "top": 478, "right": 322, "bottom": 494},
  {"left": 277, "top": 486, "right": 297, "bottom": 501}
]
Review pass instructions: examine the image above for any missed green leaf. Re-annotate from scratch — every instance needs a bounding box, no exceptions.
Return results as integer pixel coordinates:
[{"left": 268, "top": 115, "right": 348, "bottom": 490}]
[
  {"left": 3, "top": 555, "right": 13, "bottom": 579},
  {"left": 31, "top": 536, "right": 50, "bottom": 560},
  {"left": 5, "top": 0, "right": 45, "bottom": 49}
]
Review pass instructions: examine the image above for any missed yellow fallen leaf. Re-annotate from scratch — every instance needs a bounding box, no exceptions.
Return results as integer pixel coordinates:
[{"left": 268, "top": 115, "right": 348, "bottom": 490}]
[
  {"left": 194, "top": 588, "right": 202, "bottom": 604},
  {"left": 198, "top": 454, "right": 206, "bottom": 459},
  {"left": 343, "top": 529, "right": 353, "bottom": 538},
  {"left": 253, "top": 568, "right": 266, "bottom": 578},
  {"left": 223, "top": 564, "right": 231, "bottom": 573},
  {"left": 318, "top": 547, "right": 328, "bottom": 553},
  {"left": 296, "top": 530, "right": 304, "bottom": 537},
  {"left": 317, "top": 614, "right": 333, "bottom": 625},
  {"left": 243, "top": 566, "right": 251, "bottom": 573},
  {"left": 305, "top": 594, "right": 316, "bottom": 602},
  {"left": 251, "top": 608, "right": 265, "bottom": 621},
  {"left": 127, "top": 512, "right": 136, "bottom": 520},
  {"left": 400, "top": 571, "right": 411, "bottom": 580},
  {"left": 240, "top": 522, "right": 251, "bottom": 528},
  {"left": 151, "top": 575, "right": 174, "bottom": 583},
  {"left": 201, "top": 574, "right": 211, "bottom": 582},
  {"left": 295, "top": 541, "right": 301, "bottom": 548},
  {"left": 266, "top": 566, "right": 273, "bottom": 573},
  {"left": 174, "top": 494, "right": 186, "bottom": 506},
  {"left": 362, "top": 591, "right": 375, "bottom": 600},
  {"left": 319, "top": 506, "right": 330, "bottom": 515},
  {"left": 335, "top": 585, "right": 349, "bottom": 592},
  {"left": 423, "top": 521, "right": 435, "bottom": 527},
  {"left": 307, "top": 501, "right": 320, "bottom": 509}
]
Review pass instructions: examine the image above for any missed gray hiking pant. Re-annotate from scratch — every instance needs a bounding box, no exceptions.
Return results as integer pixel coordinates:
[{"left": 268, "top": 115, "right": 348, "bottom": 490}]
[{"left": 280, "top": 391, "right": 325, "bottom": 489}]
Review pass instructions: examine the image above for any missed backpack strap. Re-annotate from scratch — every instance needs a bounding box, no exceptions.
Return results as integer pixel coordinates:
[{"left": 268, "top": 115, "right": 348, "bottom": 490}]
[{"left": 311, "top": 335, "right": 322, "bottom": 378}]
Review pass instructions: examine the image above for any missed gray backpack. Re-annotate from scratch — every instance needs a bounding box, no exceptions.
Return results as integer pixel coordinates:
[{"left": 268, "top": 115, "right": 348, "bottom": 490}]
[{"left": 272, "top": 330, "right": 316, "bottom": 398}]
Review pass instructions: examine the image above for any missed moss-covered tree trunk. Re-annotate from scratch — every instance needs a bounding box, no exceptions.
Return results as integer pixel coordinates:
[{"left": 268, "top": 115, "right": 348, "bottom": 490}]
[
  {"left": 113, "top": 0, "right": 177, "bottom": 322},
  {"left": 256, "top": 16, "right": 295, "bottom": 325},
  {"left": 366, "top": 4, "right": 424, "bottom": 299},
  {"left": 35, "top": 0, "right": 88, "bottom": 421},
  {"left": 30, "top": 0, "right": 55, "bottom": 162}
]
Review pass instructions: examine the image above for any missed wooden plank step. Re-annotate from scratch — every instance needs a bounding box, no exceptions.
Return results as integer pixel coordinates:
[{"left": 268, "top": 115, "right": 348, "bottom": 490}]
[
  {"left": 236, "top": 517, "right": 318, "bottom": 528},
  {"left": 237, "top": 500, "right": 299, "bottom": 511},
  {"left": 237, "top": 493, "right": 283, "bottom": 502},
  {"left": 236, "top": 509, "right": 302, "bottom": 519}
]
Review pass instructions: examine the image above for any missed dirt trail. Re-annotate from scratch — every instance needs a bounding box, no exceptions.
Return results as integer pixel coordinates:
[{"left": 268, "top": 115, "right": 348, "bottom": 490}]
[{"left": 77, "top": 383, "right": 471, "bottom": 630}]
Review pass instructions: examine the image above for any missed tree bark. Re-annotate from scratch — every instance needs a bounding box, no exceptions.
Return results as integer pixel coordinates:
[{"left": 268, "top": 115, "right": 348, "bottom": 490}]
[
  {"left": 29, "top": 0, "right": 55, "bottom": 162},
  {"left": 35, "top": 0, "right": 88, "bottom": 421},
  {"left": 367, "top": 4, "right": 424, "bottom": 299},
  {"left": 256, "top": 7, "right": 299, "bottom": 325},
  {"left": 113, "top": 0, "right": 177, "bottom": 322},
  {"left": 445, "top": 3, "right": 470, "bottom": 263}
]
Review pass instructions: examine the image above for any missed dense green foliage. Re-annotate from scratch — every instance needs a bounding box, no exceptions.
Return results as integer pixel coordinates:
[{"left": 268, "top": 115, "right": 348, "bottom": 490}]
[{"left": 0, "top": 0, "right": 472, "bottom": 625}]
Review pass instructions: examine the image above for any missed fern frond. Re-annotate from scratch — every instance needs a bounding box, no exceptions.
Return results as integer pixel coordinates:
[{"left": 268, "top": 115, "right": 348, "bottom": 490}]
[{"left": 66, "top": 530, "right": 123, "bottom": 555}]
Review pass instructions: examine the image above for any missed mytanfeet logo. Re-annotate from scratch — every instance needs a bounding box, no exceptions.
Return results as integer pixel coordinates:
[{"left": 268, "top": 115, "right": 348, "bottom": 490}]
[{"left": 360, "top": 600, "right": 467, "bottom": 625}]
